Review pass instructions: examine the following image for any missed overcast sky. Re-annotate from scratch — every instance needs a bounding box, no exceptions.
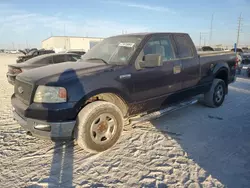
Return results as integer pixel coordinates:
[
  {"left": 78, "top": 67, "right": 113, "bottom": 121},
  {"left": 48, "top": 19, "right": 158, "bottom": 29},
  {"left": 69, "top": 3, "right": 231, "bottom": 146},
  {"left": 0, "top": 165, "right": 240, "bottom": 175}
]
[{"left": 0, "top": 0, "right": 250, "bottom": 49}]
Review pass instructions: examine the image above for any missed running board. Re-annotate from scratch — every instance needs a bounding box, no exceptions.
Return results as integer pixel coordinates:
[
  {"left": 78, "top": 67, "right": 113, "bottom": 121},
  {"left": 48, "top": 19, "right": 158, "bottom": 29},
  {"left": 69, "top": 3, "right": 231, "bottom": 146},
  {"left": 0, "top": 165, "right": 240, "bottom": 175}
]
[{"left": 129, "top": 98, "right": 198, "bottom": 126}]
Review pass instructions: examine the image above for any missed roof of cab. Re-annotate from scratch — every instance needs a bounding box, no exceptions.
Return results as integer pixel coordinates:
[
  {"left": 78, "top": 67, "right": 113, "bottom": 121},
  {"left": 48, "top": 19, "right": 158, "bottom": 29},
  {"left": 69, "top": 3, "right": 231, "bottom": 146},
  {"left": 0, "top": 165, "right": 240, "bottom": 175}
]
[{"left": 111, "top": 32, "right": 188, "bottom": 38}]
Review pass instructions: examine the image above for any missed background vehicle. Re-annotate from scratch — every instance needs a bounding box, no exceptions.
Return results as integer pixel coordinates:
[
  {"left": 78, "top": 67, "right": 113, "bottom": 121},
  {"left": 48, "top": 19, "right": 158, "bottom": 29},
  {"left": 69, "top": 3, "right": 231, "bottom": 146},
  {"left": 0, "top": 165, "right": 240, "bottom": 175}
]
[
  {"left": 242, "top": 53, "right": 250, "bottom": 65},
  {"left": 10, "top": 50, "right": 19, "bottom": 54},
  {"left": 197, "top": 46, "right": 214, "bottom": 52},
  {"left": 12, "top": 32, "right": 236, "bottom": 153},
  {"left": 7, "top": 53, "right": 81, "bottom": 85},
  {"left": 241, "top": 53, "right": 250, "bottom": 75},
  {"left": 242, "top": 47, "right": 249, "bottom": 52},
  {"left": 16, "top": 49, "right": 55, "bottom": 63},
  {"left": 231, "top": 48, "right": 243, "bottom": 54},
  {"left": 66, "top": 50, "right": 86, "bottom": 56}
]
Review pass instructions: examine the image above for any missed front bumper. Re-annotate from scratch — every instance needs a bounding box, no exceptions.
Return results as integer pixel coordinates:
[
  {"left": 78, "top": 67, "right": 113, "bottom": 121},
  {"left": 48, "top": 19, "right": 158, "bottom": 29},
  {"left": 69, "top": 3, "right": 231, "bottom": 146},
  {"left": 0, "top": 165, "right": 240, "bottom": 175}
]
[
  {"left": 13, "top": 109, "right": 76, "bottom": 141},
  {"left": 6, "top": 73, "right": 16, "bottom": 85}
]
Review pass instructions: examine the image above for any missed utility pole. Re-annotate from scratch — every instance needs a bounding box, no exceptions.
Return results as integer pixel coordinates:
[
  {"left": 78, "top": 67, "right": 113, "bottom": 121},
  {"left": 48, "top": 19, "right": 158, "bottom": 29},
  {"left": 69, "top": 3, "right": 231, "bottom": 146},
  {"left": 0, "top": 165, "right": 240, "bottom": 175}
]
[
  {"left": 236, "top": 13, "right": 243, "bottom": 48},
  {"left": 209, "top": 13, "right": 214, "bottom": 46},
  {"left": 199, "top": 32, "right": 202, "bottom": 47},
  {"left": 199, "top": 32, "right": 208, "bottom": 47}
]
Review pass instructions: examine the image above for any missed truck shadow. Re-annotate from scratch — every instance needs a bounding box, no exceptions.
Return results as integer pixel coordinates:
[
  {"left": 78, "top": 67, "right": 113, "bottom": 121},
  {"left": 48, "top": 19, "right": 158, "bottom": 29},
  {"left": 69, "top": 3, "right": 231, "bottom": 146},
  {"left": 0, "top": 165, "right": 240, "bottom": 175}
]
[
  {"left": 48, "top": 141, "right": 74, "bottom": 188},
  {"left": 149, "top": 92, "right": 250, "bottom": 188},
  {"left": 44, "top": 68, "right": 83, "bottom": 188}
]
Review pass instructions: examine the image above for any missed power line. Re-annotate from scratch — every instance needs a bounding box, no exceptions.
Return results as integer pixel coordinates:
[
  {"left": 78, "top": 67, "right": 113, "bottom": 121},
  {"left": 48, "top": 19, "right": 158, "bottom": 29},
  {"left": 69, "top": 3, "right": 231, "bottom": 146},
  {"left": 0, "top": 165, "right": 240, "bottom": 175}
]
[{"left": 236, "top": 13, "right": 243, "bottom": 47}]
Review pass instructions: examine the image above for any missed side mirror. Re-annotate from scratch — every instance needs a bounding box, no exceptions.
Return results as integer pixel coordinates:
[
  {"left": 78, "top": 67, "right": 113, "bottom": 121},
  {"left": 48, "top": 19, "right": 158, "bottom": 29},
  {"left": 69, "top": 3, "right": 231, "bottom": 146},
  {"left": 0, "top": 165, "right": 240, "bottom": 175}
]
[{"left": 139, "top": 54, "right": 163, "bottom": 68}]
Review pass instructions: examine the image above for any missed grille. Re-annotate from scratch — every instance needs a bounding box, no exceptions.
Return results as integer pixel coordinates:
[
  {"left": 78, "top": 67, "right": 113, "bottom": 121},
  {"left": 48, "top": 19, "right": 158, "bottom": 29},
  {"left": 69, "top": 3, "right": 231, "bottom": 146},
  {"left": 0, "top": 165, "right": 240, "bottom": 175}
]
[{"left": 14, "top": 79, "right": 33, "bottom": 105}]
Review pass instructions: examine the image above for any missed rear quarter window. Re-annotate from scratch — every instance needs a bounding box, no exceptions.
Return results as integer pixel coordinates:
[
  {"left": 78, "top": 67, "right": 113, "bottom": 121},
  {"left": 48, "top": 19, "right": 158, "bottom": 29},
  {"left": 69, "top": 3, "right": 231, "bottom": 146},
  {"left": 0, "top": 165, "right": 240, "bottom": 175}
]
[
  {"left": 53, "top": 55, "right": 66, "bottom": 64},
  {"left": 66, "top": 55, "right": 81, "bottom": 61},
  {"left": 174, "top": 35, "right": 194, "bottom": 58}
]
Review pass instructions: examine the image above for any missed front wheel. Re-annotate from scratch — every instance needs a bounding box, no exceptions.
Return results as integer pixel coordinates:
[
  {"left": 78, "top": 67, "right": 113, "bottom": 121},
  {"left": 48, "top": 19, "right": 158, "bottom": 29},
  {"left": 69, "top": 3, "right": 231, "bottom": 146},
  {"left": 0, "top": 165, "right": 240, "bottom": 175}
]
[
  {"left": 75, "top": 101, "right": 124, "bottom": 153},
  {"left": 203, "top": 78, "right": 226, "bottom": 108}
]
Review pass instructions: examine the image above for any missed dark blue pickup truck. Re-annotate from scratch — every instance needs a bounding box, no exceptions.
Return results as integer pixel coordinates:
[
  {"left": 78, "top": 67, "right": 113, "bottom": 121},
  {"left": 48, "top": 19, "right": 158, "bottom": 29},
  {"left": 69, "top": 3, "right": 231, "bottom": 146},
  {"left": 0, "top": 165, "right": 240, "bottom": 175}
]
[{"left": 11, "top": 32, "right": 236, "bottom": 153}]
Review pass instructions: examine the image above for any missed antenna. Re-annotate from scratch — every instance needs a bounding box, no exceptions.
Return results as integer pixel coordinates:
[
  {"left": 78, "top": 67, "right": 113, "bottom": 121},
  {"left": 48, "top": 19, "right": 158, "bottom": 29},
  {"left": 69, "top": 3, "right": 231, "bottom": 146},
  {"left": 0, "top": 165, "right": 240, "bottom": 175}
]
[
  {"left": 199, "top": 32, "right": 202, "bottom": 48},
  {"left": 209, "top": 13, "right": 214, "bottom": 45},
  {"left": 199, "top": 32, "right": 208, "bottom": 47}
]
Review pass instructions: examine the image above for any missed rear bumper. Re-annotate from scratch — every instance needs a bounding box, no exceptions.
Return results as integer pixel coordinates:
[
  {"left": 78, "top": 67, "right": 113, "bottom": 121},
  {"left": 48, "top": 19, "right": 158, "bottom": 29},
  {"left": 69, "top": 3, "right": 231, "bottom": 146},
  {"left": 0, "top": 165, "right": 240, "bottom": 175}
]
[{"left": 13, "top": 109, "right": 75, "bottom": 140}]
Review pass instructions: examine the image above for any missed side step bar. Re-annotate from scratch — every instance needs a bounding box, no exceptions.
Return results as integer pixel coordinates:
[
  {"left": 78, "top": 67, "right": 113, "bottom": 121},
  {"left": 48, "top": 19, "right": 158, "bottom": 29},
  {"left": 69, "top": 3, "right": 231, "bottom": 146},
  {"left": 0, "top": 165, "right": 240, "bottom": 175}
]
[{"left": 129, "top": 98, "right": 198, "bottom": 126}]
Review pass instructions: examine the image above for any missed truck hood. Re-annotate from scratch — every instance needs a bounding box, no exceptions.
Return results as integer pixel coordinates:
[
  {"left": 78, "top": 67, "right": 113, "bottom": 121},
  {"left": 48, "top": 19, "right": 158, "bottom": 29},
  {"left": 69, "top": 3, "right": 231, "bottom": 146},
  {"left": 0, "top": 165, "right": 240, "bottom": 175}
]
[{"left": 17, "top": 61, "right": 112, "bottom": 85}]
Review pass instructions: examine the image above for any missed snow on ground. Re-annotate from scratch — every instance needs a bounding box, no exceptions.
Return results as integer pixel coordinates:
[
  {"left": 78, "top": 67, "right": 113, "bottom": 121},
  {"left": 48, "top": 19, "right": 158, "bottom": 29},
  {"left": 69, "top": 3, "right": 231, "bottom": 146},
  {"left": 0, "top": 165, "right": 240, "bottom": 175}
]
[{"left": 1, "top": 54, "right": 250, "bottom": 188}]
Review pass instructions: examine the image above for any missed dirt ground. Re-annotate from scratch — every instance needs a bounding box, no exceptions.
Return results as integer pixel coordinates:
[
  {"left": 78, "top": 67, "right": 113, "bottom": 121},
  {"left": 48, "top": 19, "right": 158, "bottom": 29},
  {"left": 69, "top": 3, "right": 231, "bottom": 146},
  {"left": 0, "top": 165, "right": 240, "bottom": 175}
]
[{"left": 1, "top": 54, "right": 250, "bottom": 188}]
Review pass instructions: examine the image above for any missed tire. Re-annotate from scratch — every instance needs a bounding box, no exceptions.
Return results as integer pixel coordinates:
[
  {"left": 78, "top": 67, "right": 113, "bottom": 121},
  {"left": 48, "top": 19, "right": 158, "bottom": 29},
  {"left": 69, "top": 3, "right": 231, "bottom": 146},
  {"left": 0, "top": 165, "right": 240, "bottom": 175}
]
[
  {"left": 75, "top": 101, "right": 124, "bottom": 153},
  {"left": 203, "top": 78, "right": 226, "bottom": 108}
]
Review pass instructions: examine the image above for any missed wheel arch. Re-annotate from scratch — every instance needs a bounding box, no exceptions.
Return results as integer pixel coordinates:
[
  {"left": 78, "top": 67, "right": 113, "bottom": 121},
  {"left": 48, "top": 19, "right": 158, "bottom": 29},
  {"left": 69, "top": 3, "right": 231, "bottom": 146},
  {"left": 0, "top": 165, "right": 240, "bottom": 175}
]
[
  {"left": 213, "top": 62, "right": 230, "bottom": 94},
  {"left": 75, "top": 88, "right": 131, "bottom": 118}
]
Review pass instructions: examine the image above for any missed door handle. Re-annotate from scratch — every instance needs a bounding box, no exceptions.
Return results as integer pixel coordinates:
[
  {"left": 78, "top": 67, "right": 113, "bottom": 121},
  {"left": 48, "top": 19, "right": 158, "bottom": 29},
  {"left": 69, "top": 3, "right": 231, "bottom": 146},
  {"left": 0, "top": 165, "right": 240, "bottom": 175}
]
[{"left": 173, "top": 64, "right": 182, "bottom": 74}]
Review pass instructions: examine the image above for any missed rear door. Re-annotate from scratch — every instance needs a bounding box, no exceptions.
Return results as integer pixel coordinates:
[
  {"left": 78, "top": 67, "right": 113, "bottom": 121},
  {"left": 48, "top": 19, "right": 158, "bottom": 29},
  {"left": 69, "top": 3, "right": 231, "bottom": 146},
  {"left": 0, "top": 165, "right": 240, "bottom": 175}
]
[
  {"left": 173, "top": 34, "right": 200, "bottom": 90},
  {"left": 131, "top": 34, "right": 182, "bottom": 103}
]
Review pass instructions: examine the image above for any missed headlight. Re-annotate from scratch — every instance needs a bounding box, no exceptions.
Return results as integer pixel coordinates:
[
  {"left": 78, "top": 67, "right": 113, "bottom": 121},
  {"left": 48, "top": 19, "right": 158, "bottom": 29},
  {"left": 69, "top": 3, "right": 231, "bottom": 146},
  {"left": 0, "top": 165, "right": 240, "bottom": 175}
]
[{"left": 33, "top": 86, "right": 67, "bottom": 103}]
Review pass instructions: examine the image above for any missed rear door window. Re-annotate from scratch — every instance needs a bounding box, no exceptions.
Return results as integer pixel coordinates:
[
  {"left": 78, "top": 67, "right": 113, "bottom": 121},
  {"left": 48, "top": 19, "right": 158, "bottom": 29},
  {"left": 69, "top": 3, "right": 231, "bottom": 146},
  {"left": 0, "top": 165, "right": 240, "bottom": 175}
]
[
  {"left": 53, "top": 55, "right": 66, "bottom": 64},
  {"left": 174, "top": 35, "right": 194, "bottom": 58}
]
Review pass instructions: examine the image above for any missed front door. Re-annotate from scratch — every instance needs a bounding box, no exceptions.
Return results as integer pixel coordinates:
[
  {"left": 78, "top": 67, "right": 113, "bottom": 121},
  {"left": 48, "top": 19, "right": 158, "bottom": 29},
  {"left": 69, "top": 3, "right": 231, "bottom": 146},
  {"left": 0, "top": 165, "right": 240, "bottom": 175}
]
[{"left": 131, "top": 34, "right": 182, "bottom": 108}]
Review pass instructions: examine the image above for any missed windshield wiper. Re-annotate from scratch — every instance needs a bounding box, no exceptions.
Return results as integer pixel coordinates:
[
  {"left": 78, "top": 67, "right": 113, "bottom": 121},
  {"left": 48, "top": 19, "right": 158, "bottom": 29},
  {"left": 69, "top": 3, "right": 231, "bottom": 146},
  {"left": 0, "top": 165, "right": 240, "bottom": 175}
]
[{"left": 86, "top": 58, "right": 108, "bottom": 65}]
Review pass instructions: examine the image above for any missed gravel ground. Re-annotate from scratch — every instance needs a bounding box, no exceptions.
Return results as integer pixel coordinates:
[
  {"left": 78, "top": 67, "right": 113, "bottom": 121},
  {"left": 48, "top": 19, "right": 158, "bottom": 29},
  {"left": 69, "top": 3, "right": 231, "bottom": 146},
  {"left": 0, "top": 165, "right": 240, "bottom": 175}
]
[{"left": 0, "top": 54, "right": 250, "bottom": 188}]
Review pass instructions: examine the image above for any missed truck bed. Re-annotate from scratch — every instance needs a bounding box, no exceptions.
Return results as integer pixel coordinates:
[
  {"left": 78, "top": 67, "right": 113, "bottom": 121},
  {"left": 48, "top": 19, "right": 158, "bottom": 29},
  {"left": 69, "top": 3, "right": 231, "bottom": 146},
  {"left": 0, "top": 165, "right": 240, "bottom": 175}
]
[{"left": 198, "top": 51, "right": 236, "bottom": 84}]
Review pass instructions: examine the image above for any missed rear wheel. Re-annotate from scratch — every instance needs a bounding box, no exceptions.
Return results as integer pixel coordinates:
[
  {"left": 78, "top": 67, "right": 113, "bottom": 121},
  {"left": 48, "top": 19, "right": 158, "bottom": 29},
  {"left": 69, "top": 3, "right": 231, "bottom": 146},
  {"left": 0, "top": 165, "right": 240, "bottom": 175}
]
[
  {"left": 203, "top": 78, "right": 226, "bottom": 108},
  {"left": 75, "top": 101, "right": 124, "bottom": 153}
]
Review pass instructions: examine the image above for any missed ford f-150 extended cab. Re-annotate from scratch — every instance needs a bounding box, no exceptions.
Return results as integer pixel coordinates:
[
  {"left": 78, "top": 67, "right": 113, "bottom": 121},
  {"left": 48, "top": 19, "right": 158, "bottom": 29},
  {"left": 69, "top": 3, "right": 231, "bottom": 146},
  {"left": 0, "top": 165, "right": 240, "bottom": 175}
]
[{"left": 12, "top": 32, "right": 237, "bottom": 153}]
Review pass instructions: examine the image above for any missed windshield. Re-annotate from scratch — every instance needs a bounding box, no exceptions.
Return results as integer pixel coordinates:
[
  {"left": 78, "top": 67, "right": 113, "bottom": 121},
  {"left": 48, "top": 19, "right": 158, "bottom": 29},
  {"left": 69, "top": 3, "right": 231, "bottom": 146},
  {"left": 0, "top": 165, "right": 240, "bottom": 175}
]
[{"left": 81, "top": 35, "right": 144, "bottom": 65}]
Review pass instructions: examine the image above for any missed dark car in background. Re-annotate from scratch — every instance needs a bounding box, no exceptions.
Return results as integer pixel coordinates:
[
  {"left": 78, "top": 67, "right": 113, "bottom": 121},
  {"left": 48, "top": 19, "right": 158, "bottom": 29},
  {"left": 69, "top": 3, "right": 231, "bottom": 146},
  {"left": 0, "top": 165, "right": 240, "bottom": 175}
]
[
  {"left": 197, "top": 46, "right": 214, "bottom": 52},
  {"left": 231, "top": 48, "right": 243, "bottom": 53},
  {"left": 242, "top": 47, "right": 249, "bottom": 52},
  {"left": 16, "top": 49, "right": 55, "bottom": 63},
  {"left": 7, "top": 53, "right": 81, "bottom": 85},
  {"left": 66, "top": 50, "right": 86, "bottom": 56}
]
